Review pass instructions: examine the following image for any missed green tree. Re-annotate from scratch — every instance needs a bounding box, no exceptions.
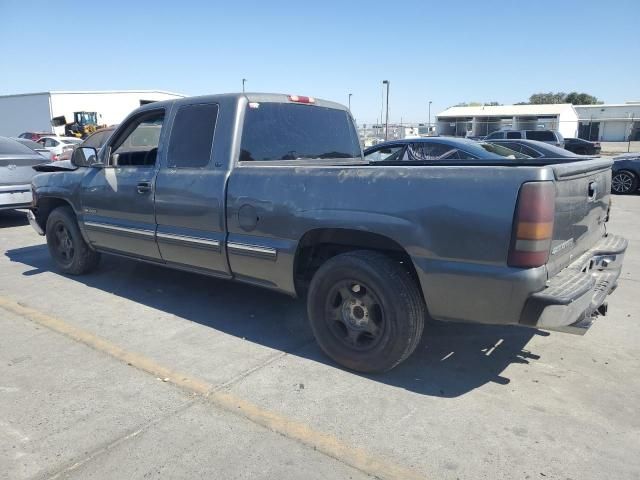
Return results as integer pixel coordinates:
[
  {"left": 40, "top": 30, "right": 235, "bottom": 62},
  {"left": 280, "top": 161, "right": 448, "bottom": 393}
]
[
  {"left": 529, "top": 92, "right": 567, "bottom": 104},
  {"left": 564, "top": 91, "right": 601, "bottom": 105},
  {"left": 525, "top": 91, "right": 602, "bottom": 105}
]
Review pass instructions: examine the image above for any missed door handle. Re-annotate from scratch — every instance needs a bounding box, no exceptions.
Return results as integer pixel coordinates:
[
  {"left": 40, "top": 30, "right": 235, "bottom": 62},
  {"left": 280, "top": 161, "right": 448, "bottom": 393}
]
[
  {"left": 588, "top": 181, "right": 598, "bottom": 201},
  {"left": 137, "top": 182, "right": 152, "bottom": 194}
]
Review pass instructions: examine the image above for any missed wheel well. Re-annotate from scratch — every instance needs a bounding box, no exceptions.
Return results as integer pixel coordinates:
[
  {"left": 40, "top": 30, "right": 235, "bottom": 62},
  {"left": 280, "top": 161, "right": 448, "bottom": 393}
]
[
  {"left": 294, "top": 228, "right": 421, "bottom": 296},
  {"left": 35, "top": 197, "right": 73, "bottom": 232}
]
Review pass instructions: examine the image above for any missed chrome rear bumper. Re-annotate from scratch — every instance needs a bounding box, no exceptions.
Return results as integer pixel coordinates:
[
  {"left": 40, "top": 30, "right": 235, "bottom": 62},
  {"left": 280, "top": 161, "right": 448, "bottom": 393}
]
[{"left": 520, "top": 234, "right": 627, "bottom": 334}]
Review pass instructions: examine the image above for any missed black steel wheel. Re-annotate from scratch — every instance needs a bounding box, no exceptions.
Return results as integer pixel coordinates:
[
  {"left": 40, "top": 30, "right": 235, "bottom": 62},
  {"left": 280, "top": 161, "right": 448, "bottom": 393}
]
[
  {"left": 611, "top": 170, "right": 638, "bottom": 195},
  {"left": 325, "top": 280, "right": 386, "bottom": 352},
  {"left": 45, "top": 206, "right": 100, "bottom": 274},
  {"left": 50, "top": 221, "right": 75, "bottom": 265},
  {"left": 308, "top": 250, "right": 425, "bottom": 373}
]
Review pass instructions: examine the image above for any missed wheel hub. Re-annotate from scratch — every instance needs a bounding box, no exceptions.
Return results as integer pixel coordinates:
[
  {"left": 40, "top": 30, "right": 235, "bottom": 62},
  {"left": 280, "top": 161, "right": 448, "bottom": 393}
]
[
  {"left": 325, "top": 280, "right": 384, "bottom": 351},
  {"left": 341, "top": 298, "right": 370, "bottom": 329},
  {"left": 613, "top": 173, "right": 633, "bottom": 193}
]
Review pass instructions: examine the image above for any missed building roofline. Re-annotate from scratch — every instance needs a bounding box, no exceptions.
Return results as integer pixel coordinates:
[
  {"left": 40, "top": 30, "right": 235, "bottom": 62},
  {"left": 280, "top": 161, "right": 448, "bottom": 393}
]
[
  {"left": 436, "top": 103, "right": 578, "bottom": 118},
  {"left": 0, "top": 91, "right": 51, "bottom": 99},
  {"left": 0, "top": 90, "right": 185, "bottom": 99},
  {"left": 573, "top": 103, "right": 640, "bottom": 108}
]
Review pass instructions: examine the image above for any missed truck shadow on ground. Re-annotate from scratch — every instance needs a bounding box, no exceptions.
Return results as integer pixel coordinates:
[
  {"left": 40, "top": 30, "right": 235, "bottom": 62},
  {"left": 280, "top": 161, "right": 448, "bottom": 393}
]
[
  {"left": 0, "top": 210, "right": 29, "bottom": 228},
  {"left": 6, "top": 244, "right": 544, "bottom": 398}
]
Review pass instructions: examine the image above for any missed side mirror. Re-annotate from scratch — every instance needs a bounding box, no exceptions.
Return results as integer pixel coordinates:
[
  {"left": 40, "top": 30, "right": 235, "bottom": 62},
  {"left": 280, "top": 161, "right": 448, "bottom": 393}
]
[{"left": 71, "top": 147, "right": 99, "bottom": 167}]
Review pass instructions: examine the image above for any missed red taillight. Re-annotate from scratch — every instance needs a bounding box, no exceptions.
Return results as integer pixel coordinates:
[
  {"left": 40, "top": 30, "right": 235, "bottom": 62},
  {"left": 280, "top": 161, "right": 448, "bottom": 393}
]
[
  {"left": 288, "top": 95, "right": 315, "bottom": 104},
  {"left": 508, "top": 182, "right": 555, "bottom": 268},
  {"left": 51, "top": 154, "right": 59, "bottom": 161}
]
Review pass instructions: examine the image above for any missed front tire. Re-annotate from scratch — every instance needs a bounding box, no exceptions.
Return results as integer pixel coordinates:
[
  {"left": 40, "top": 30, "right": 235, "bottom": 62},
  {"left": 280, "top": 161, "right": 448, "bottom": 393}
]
[
  {"left": 611, "top": 170, "right": 638, "bottom": 195},
  {"left": 307, "top": 250, "right": 425, "bottom": 373},
  {"left": 45, "top": 206, "right": 100, "bottom": 274}
]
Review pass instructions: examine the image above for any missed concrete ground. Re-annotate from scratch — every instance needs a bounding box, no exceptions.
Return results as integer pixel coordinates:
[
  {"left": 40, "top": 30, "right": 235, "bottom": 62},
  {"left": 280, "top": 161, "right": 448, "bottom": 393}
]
[
  {"left": 600, "top": 141, "right": 640, "bottom": 155},
  {"left": 1, "top": 196, "right": 639, "bottom": 480}
]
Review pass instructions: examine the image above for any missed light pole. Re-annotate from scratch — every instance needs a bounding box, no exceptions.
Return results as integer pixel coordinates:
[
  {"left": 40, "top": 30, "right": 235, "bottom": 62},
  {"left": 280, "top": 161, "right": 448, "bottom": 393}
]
[
  {"left": 428, "top": 101, "right": 432, "bottom": 135},
  {"left": 348, "top": 93, "right": 352, "bottom": 111},
  {"left": 382, "top": 80, "right": 390, "bottom": 140},
  {"left": 242, "top": 78, "right": 247, "bottom": 93}
]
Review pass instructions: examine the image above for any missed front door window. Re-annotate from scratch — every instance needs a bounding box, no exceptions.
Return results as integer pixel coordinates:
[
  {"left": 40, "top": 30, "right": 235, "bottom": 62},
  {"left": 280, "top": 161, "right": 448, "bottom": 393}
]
[{"left": 109, "top": 112, "right": 164, "bottom": 167}]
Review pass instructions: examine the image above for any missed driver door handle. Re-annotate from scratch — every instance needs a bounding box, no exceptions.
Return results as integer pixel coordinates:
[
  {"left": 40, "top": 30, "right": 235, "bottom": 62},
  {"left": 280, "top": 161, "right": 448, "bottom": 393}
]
[{"left": 137, "top": 181, "right": 152, "bottom": 194}]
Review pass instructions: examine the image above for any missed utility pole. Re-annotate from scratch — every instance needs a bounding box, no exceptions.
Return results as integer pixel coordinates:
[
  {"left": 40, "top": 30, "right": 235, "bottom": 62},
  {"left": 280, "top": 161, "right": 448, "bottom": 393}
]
[
  {"left": 242, "top": 78, "right": 247, "bottom": 93},
  {"left": 348, "top": 93, "right": 352, "bottom": 111},
  {"left": 383, "top": 80, "right": 390, "bottom": 140},
  {"left": 428, "top": 100, "right": 432, "bottom": 135},
  {"left": 380, "top": 86, "right": 384, "bottom": 135}
]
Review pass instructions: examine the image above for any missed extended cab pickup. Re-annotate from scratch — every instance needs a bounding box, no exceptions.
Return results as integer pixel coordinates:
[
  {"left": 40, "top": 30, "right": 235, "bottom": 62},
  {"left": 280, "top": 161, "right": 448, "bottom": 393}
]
[{"left": 28, "top": 93, "right": 627, "bottom": 372}]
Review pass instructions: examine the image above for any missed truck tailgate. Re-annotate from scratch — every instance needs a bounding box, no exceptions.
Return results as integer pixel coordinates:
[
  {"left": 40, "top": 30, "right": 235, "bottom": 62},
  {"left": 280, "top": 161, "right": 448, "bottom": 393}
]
[{"left": 546, "top": 158, "right": 613, "bottom": 277}]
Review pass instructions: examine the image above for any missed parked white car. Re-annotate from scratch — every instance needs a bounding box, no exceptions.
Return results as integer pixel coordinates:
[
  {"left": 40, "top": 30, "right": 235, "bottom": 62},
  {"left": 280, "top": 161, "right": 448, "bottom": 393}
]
[{"left": 36, "top": 136, "right": 83, "bottom": 161}]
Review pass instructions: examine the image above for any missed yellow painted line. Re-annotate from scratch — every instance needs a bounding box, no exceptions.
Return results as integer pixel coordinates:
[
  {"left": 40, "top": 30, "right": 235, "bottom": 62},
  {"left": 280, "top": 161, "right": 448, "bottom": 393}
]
[{"left": 0, "top": 296, "right": 425, "bottom": 480}]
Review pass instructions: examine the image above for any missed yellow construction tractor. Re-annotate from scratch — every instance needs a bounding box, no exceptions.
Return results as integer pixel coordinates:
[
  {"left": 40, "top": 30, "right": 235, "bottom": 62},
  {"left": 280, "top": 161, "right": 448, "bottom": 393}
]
[{"left": 51, "top": 111, "right": 105, "bottom": 139}]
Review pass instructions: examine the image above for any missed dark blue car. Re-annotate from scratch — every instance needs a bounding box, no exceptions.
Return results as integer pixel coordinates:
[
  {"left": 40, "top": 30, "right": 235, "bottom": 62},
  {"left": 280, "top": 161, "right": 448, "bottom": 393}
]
[
  {"left": 363, "top": 137, "right": 530, "bottom": 162},
  {"left": 612, "top": 154, "right": 640, "bottom": 194}
]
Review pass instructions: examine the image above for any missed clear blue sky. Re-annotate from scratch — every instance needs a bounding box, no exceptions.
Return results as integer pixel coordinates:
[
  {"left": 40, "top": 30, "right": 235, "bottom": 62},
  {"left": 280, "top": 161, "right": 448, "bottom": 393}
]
[{"left": 1, "top": 0, "right": 638, "bottom": 124}]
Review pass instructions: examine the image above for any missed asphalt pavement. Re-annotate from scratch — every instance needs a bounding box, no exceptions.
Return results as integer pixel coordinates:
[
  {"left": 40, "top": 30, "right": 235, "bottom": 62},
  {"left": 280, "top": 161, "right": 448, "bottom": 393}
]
[{"left": 1, "top": 196, "right": 639, "bottom": 480}]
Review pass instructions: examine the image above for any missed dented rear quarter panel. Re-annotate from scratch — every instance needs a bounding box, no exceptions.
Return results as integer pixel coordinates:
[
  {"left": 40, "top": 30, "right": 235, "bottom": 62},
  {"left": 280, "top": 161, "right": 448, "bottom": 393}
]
[{"left": 226, "top": 163, "right": 556, "bottom": 324}]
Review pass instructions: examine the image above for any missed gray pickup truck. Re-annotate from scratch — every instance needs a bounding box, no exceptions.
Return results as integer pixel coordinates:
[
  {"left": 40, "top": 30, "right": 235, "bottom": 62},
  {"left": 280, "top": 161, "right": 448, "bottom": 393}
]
[{"left": 28, "top": 93, "right": 627, "bottom": 372}]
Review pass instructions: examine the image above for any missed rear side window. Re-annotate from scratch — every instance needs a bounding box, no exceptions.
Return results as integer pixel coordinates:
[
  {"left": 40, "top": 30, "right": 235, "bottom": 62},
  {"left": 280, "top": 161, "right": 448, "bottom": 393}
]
[
  {"left": 526, "top": 130, "right": 555, "bottom": 141},
  {"left": 409, "top": 142, "right": 455, "bottom": 160},
  {"left": 239, "top": 103, "right": 361, "bottom": 161},
  {"left": 167, "top": 103, "right": 218, "bottom": 168},
  {"left": 506, "top": 131, "right": 522, "bottom": 139}
]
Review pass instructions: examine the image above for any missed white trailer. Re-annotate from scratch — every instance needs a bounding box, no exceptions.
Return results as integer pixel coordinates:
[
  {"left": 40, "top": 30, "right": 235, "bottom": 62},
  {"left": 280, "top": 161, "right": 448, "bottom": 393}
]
[{"left": 0, "top": 90, "right": 184, "bottom": 137}]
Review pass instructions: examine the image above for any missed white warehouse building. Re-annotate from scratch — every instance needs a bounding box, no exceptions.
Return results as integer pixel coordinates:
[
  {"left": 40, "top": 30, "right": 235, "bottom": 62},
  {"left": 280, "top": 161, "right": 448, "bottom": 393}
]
[
  {"left": 436, "top": 104, "right": 579, "bottom": 139},
  {"left": 573, "top": 103, "right": 640, "bottom": 142},
  {"left": 0, "top": 90, "right": 184, "bottom": 137}
]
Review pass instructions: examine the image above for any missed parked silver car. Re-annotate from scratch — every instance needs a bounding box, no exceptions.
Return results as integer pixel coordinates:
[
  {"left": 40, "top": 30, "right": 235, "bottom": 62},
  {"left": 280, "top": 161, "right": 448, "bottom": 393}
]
[
  {"left": 485, "top": 129, "right": 565, "bottom": 148},
  {"left": 0, "top": 137, "right": 49, "bottom": 210}
]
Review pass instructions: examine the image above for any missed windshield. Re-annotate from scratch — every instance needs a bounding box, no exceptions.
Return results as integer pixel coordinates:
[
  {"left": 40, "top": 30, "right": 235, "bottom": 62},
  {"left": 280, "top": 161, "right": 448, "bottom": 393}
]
[
  {"left": 533, "top": 141, "right": 581, "bottom": 157},
  {"left": 239, "top": 103, "right": 361, "bottom": 161},
  {"left": 75, "top": 112, "right": 96, "bottom": 124},
  {"left": 13, "top": 138, "right": 45, "bottom": 150}
]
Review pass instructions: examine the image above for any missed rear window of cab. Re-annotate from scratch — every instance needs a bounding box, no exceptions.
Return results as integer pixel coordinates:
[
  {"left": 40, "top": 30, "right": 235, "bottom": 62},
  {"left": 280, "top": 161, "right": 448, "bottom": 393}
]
[{"left": 239, "top": 103, "right": 361, "bottom": 162}]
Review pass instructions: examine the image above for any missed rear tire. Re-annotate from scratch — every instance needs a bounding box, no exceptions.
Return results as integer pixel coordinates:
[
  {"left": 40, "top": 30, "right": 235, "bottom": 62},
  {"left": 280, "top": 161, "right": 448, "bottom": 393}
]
[
  {"left": 611, "top": 170, "right": 638, "bottom": 195},
  {"left": 45, "top": 206, "right": 100, "bottom": 274},
  {"left": 307, "top": 250, "right": 425, "bottom": 373}
]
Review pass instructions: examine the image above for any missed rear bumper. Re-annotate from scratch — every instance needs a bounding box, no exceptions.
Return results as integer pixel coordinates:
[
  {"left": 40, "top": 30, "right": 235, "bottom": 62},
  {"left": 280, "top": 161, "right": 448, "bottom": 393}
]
[
  {"left": 520, "top": 234, "right": 627, "bottom": 334},
  {"left": 0, "top": 184, "right": 32, "bottom": 210}
]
